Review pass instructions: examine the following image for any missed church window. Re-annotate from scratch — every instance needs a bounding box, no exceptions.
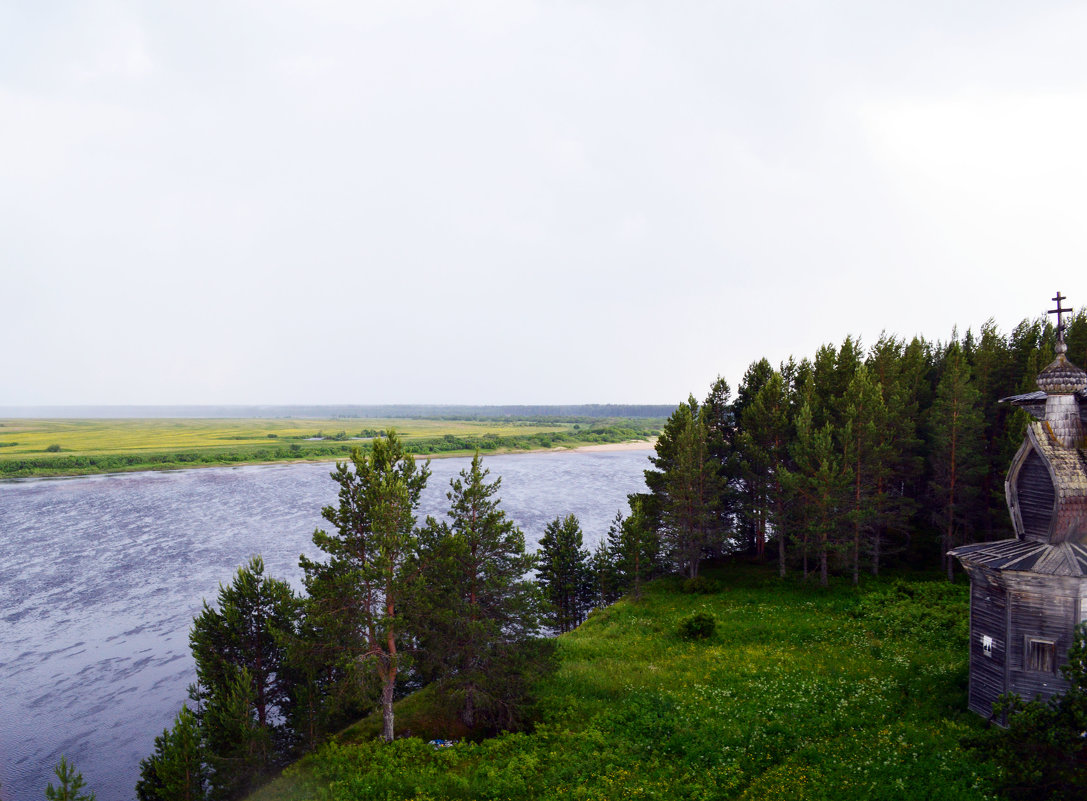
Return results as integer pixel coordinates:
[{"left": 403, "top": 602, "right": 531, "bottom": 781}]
[{"left": 1026, "top": 637, "right": 1056, "bottom": 673}]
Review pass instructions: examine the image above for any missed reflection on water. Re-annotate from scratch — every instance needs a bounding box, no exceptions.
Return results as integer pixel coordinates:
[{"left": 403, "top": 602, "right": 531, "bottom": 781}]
[{"left": 0, "top": 449, "right": 649, "bottom": 801}]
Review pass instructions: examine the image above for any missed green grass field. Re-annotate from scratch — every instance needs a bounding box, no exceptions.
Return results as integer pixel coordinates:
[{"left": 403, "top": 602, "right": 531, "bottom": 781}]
[
  {"left": 251, "top": 563, "right": 997, "bottom": 801},
  {"left": 0, "top": 418, "right": 660, "bottom": 477}
]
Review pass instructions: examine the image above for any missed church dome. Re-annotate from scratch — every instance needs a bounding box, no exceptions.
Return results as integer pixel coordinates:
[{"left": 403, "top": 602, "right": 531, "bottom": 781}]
[{"left": 1036, "top": 350, "right": 1087, "bottom": 395}]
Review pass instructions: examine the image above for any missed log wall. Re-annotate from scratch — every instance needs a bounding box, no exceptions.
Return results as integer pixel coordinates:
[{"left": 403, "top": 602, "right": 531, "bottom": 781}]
[{"left": 968, "top": 580, "right": 1007, "bottom": 717}]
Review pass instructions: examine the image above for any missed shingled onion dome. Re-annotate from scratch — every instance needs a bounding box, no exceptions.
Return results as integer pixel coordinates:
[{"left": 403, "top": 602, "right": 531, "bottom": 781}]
[
  {"left": 1036, "top": 341, "right": 1087, "bottom": 395},
  {"left": 1039, "top": 337, "right": 1087, "bottom": 448}
]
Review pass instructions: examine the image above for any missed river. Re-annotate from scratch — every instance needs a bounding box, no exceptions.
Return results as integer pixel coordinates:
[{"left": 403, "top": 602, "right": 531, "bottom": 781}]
[{"left": 0, "top": 447, "right": 651, "bottom": 801}]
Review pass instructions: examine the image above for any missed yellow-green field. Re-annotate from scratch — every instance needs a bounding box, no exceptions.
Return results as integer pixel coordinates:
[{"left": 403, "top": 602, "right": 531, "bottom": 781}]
[
  {"left": 0, "top": 417, "right": 660, "bottom": 477},
  {"left": 0, "top": 418, "right": 564, "bottom": 456}
]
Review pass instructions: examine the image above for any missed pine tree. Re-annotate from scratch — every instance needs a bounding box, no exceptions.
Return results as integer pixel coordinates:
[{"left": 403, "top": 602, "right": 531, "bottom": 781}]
[
  {"left": 642, "top": 396, "right": 700, "bottom": 531},
  {"left": 928, "top": 344, "right": 984, "bottom": 580},
  {"left": 200, "top": 668, "right": 269, "bottom": 801},
  {"left": 283, "top": 588, "right": 373, "bottom": 753},
  {"left": 737, "top": 371, "right": 791, "bottom": 576},
  {"left": 589, "top": 530, "right": 621, "bottom": 608},
  {"left": 406, "top": 452, "right": 549, "bottom": 732},
  {"left": 809, "top": 344, "right": 839, "bottom": 429},
  {"left": 969, "top": 319, "right": 1019, "bottom": 539},
  {"left": 840, "top": 364, "right": 891, "bottom": 585},
  {"left": 701, "top": 376, "right": 740, "bottom": 550},
  {"left": 660, "top": 401, "right": 722, "bottom": 577},
  {"left": 136, "top": 705, "right": 206, "bottom": 801},
  {"left": 865, "top": 334, "right": 924, "bottom": 574},
  {"left": 45, "top": 758, "right": 95, "bottom": 801},
  {"left": 735, "top": 362, "right": 773, "bottom": 554},
  {"left": 610, "top": 498, "right": 660, "bottom": 600},
  {"left": 137, "top": 558, "right": 300, "bottom": 801},
  {"left": 189, "top": 556, "right": 299, "bottom": 767},
  {"left": 782, "top": 404, "right": 849, "bottom": 586},
  {"left": 300, "top": 431, "right": 430, "bottom": 742},
  {"left": 537, "top": 514, "right": 591, "bottom": 633}
]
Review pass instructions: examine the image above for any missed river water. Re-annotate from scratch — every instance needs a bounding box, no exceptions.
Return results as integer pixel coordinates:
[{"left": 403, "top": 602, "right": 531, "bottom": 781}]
[{"left": 0, "top": 448, "right": 651, "bottom": 801}]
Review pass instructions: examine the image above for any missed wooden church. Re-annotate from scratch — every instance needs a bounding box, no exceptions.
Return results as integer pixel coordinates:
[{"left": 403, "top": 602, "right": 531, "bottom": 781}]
[{"left": 950, "top": 292, "right": 1087, "bottom": 718}]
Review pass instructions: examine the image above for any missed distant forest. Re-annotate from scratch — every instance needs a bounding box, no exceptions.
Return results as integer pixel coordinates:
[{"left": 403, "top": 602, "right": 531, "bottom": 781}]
[
  {"left": 0, "top": 404, "right": 676, "bottom": 420},
  {"left": 638, "top": 310, "right": 1087, "bottom": 586}
]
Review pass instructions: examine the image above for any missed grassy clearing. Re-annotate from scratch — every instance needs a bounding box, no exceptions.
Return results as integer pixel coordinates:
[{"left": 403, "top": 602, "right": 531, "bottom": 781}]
[
  {"left": 0, "top": 418, "right": 660, "bottom": 478},
  {"left": 252, "top": 563, "right": 997, "bottom": 801}
]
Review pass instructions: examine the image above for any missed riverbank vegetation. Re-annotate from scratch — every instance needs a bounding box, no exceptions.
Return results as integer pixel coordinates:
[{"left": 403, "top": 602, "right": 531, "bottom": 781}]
[
  {"left": 244, "top": 564, "right": 997, "bottom": 801},
  {"left": 0, "top": 416, "right": 661, "bottom": 478},
  {"left": 137, "top": 437, "right": 561, "bottom": 801}
]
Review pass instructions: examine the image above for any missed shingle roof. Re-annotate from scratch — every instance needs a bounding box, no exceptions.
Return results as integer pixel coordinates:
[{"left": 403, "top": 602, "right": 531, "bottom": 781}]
[
  {"left": 950, "top": 538, "right": 1087, "bottom": 577},
  {"left": 1037, "top": 353, "right": 1087, "bottom": 394},
  {"left": 1028, "top": 422, "right": 1087, "bottom": 542}
]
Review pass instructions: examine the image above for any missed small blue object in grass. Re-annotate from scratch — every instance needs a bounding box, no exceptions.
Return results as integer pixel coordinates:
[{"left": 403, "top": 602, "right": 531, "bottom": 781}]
[{"left": 429, "top": 739, "right": 456, "bottom": 748}]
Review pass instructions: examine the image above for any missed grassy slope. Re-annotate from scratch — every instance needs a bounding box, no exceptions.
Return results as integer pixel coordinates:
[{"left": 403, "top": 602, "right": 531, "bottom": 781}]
[
  {"left": 254, "top": 563, "right": 998, "bottom": 801},
  {"left": 0, "top": 418, "right": 658, "bottom": 477}
]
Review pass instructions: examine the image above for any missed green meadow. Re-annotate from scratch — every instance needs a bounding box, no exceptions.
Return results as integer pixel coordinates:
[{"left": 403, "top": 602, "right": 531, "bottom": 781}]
[
  {"left": 253, "top": 563, "right": 996, "bottom": 801},
  {"left": 0, "top": 418, "right": 660, "bottom": 478}
]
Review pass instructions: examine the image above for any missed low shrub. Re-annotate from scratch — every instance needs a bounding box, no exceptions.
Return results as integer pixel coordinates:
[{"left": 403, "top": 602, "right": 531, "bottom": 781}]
[
  {"left": 679, "top": 611, "right": 716, "bottom": 640},
  {"left": 681, "top": 575, "right": 719, "bottom": 594}
]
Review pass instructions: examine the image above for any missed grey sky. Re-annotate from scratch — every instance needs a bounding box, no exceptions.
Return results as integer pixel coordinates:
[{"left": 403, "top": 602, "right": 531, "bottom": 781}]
[{"left": 3, "top": 2, "right": 1085, "bottom": 405}]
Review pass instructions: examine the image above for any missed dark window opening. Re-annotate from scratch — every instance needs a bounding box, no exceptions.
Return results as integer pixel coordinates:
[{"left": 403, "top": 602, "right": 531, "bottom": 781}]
[{"left": 1026, "top": 638, "right": 1056, "bottom": 672}]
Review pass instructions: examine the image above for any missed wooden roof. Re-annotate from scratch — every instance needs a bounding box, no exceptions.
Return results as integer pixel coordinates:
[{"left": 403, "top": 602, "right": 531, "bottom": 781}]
[
  {"left": 1026, "top": 422, "right": 1087, "bottom": 542},
  {"left": 999, "top": 389, "right": 1087, "bottom": 421},
  {"left": 950, "top": 538, "right": 1087, "bottom": 577}
]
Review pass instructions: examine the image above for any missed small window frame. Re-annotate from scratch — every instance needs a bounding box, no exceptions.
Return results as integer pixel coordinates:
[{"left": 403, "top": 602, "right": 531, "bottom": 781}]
[{"left": 1024, "top": 636, "right": 1057, "bottom": 673}]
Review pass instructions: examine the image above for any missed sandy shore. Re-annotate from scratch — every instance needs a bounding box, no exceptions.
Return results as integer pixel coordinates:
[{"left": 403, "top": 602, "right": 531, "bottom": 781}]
[{"left": 570, "top": 438, "right": 657, "bottom": 453}]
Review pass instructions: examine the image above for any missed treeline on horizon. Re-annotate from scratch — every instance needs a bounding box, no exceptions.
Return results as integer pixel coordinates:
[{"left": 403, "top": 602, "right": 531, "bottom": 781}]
[
  {"left": 0, "top": 403, "right": 677, "bottom": 420},
  {"left": 638, "top": 309, "right": 1087, "bottom": 586}
]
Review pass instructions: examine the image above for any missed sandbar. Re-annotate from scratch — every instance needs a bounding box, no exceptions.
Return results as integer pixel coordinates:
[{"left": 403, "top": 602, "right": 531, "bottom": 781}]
[{"left": 571, "top": 439, "right": 657, "bottom": 453}]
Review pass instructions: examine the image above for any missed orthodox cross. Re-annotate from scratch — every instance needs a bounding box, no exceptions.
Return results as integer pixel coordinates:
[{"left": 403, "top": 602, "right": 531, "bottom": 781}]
[{"left": 1050, "top": 291, "right": 1072, "bottom": 346}]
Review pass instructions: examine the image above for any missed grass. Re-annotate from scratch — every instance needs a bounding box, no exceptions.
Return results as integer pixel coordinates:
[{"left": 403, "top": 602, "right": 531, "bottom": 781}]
[
  {"left": 250, "top": 562, "right": 998, "bottom": 801},
  {"left": 0, "top": 418, "right": 661, "bottom": 477}
]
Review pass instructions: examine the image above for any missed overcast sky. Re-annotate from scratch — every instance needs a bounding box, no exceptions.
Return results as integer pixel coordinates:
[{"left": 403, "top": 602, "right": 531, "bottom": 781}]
[{"left": 3, "top": 1, "right": 1086, "bottom": 406}]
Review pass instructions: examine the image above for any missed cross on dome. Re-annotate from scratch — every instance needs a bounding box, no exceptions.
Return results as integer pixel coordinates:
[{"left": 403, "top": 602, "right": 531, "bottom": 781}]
[{"left": 1049, "top": 291, "right": 1072, "bottom": 352}]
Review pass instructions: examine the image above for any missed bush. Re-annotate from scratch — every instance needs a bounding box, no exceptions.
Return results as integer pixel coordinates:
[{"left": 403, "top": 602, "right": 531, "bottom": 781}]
[
  {"left": 855, "top": 580, "right": 968, "bottom": 642},
  {"left": 45, "top": 443, "right": 61, "bottom": 452},
  {"left": 681, "top": 575, "right": 719, "bottom": 594},
  {"left": 679, "top": 612, "right": 716, "bottom": 640}
]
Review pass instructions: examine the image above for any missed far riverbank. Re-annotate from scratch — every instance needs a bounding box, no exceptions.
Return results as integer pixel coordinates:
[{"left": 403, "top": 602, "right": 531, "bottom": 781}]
[{"left": 0, "top": 418, "right": 662, "bottom": 479}]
